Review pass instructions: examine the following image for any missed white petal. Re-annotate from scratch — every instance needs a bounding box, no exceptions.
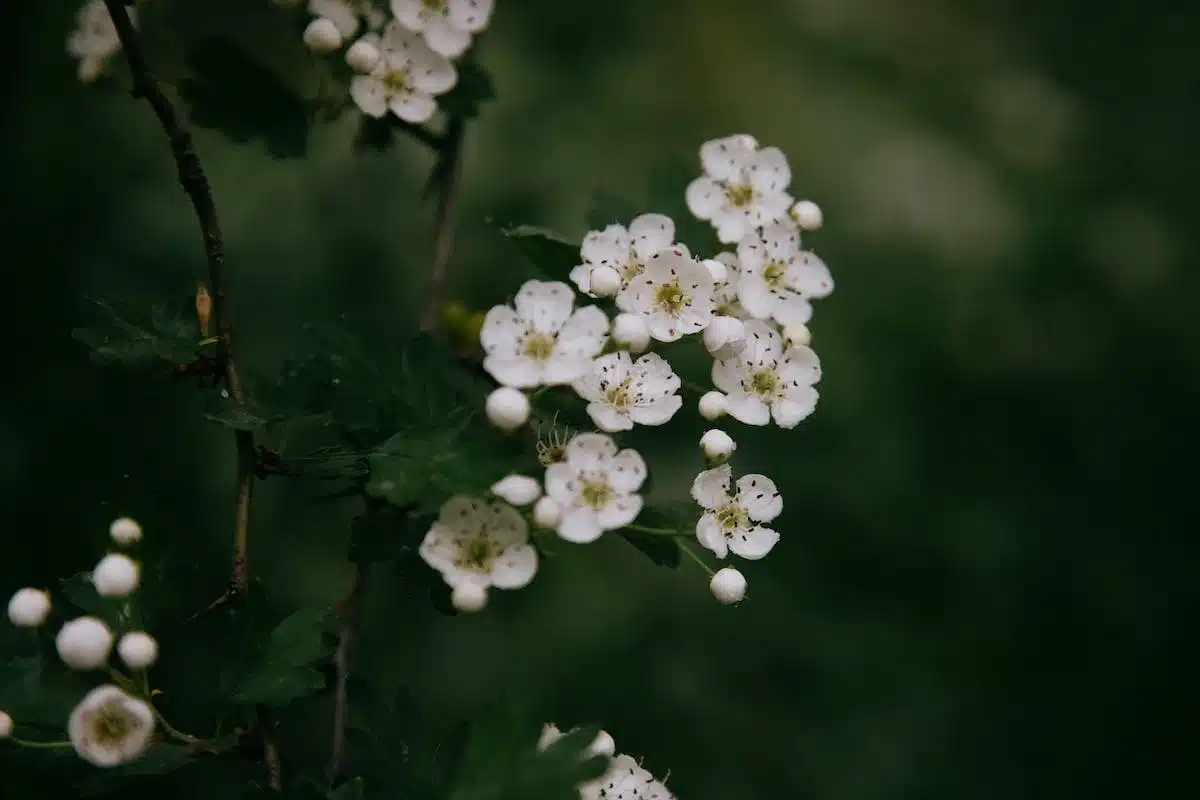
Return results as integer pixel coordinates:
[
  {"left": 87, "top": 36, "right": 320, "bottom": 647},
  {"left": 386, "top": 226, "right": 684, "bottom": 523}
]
[
  {"left": 728, "top": 525, "right": 780, "bottom": 559},
  {"left": 586, "top": 402, "right": 632, "bottom": 432},
  {"left": 479, "top": 305, "right": 522, "bottom": 355},
  {"left": 568, "top": 264, "right": 592, "bottom": 294},
  {"left": 554, "top": 305, "right": 609, "bottom": 355},
  {"left": 788, "top": 251, "right": 835, "bottom": 299},
  {"left": 628, "top": 213, "right": 676, "bottom": 260},
  {"left": 760, "top": 222, "right": 801, "bottom": 261},
  {"left": 438, "top": 495, "right": 486, "bottom": 533},
  {"left": 423, "top": 17, "right": 471, "bottom": 57},
  {"left": 446, "top": 0, "right": 494, "bottom": 32},
  {"left": 779, "top": 345, "right": 822, "bottom": 386},
  {"left": 695, "top": 514, "right": 729, "bottom": 558},
  {"left": 515, "top": 280, "right": 575, "bottom": 334},
  {"left": 541, "top": 355, "right": 590, "bottom": 385},
  {"left": 544, "top": 463, "right": 574, "bottom": 503},
  {"left": 690, "top": 465, "right": 731, "bottom": 510},
  {"left": 558, "top": 507, "right": 604, "bottom": 543},
  {"left": 737, "top": 275, "right": 775, "bottom": 320},
  {"left": 735, "top": 474, "right": 783, "bottom": 522},
  {"left": 389, "top": 90, "right": 436, "bottom": 123},
  {"left": 725, "top": 392, "right": 771, "bottom": 426},
  {"left": 409, "top": 47, "right": 458, "bottom": 93},
  {"left": 749, "top": 146, "right": 791, "bottom": 193},
  {"left": 742, "top": 320, "right": 784, "bottom": 365},
  {"left": 482, "top": 355, "right": 541, "bottom": 388},
  {"left": 490, "top": 544, "right": 537, "bottom": 589},
  {"left": 752, "top": 189, "right": 794, "bottom": 227},
  {"left": 628, "top": 395, "right": 682, "bottom": 426},
  {"left": 700, "top": 135, "right": 756, "bottom": 182},
  {"left": 485, "top": 500, "right": 529, "bottom": 544},
  {"left": 598, "top": 494, "right": 642, "bottom": 530},
  {"left": 390, "top": 0, "right": 428, "bottom": 30},
  {"left": 608, "top": 448, "right": 647, "bottom": 492},
  {"left": 581, "top": 224, "right": 631, "bottom": 267},
  {"left": 772, "top": 386, "right": 819, "bottom": 429},
  {"left": 350, "top": 75, "right": 388, "bottom": 118},
  {"left": 685, "top": 177, "right": 725, "bottom": 220},
  {"left": 312, "top": 0, "right": 360, "bottom": 38},
  {"left": 565, "top": 432, "right": 618, "bottom": 470},
  {"left": 771, "top": 292, "right": 814, "bottom": 326}
]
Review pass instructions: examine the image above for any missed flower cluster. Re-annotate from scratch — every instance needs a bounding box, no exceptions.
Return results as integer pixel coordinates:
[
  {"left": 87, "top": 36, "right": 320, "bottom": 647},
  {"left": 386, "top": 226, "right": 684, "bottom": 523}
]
[
  {"left": 422, "top": 135, "right": 834, "bottom": 609},
  {"left": 299, "top": 0, "right": 494, "bottom": 124},
  {"left": 539, "top": 723, "right": 675, "bottom": 799},
  {"left": 3, "top": 517, "right": 160, "bottom": 767}
]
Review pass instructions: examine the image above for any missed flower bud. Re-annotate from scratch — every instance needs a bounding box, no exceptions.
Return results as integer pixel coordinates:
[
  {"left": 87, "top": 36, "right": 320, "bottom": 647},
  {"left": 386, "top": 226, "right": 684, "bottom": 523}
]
[
  {"left": 451, "top": 582, "right": 488, "bottom": 613},
  {"left": 710, "top": 567, "right": 747, "bottom": 604},
  {"left": 490, "top": 474, "right": 541, "bottom": 506},
  {"left": 303, "top": 17, "right": 343, "bottom": 54},
  {"left": 612, "top": 313, "right": 650, "bottom": 353},
  {"left": 533, "top": 496, "right": 562, "bottom": 530},
  {"left": 588, "top": 266, "right": 622, "bottom": 297},
  {"left": 109, "top": 516, "right": 142, "bottom": 546},
  {"left": 791, "top": 199, "right": 823, "bottom": 231},
  {"left": 0, "top": 710, "right": 11, "bottom": 739},
  {"left": 117, "top": 632, "right": 159, "bottom": 670},
  {"left": 700, "top": 429, "right": 736, "bottom": 462},
  {"left": 345, "top": 37, "right": 380, "bottom": 73},
  {"left": 702, "top": 258, "right": 728, "bottom": 284},
  {"left": 783, "top": 323, "right": 811, "bottom": 348},
  {"left": 56, "top": 617, "right": 114, "bottom": 670},
  {"left": 8, "top": 588, "right": 51, "bottom": 628},
  {"left": 92, "top": 553, "right": 140, "bottom": 598},
  {"left": 698, "top": 391, "right": 727, "bottom": 421},
  {"left": 485, "top": 387, "right": 530, "bottom": 432},
  {"left": 588, "top": 729, "right": 616, "bottom": 758},
  {"left": 703, "top": 315, "right": 746, "bottom": 360}
]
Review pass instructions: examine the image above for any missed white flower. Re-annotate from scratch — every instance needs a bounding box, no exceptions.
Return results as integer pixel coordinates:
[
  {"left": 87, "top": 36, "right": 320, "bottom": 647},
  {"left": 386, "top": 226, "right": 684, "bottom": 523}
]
[
  {"left": 571, "top": 352, "right": 682, "bottom": 432},
  {"left": 611, "top": 313, "right": 650, "bottom": 353},
  {"left": 0, "top": 711, "right": 11, "bottom": 739},
  {"left": 490, "top": 474, "right": 541, "bottom": 506},
  {"left": 109, "top": 517, "right": 142, "bottom": 546},
  {"left": 710, "top": 567, "right": 747, "bottom": 604},
  {"left": 68, "top": 685, "right": 155, "bottom": 767},
  {"left": 783, "top": 323, "right": 811, "bottom": 347},
  {"left": 699, "top": 429, "right": 736, "bottom": 461},
  {"left": 686, "top": 134, "right": 793, "bottom": 244},
  {"left": 616, "top": 248, "right": 715, "bottom": 342},
  {"left": 485, "top": 387, "right": 530, "bottom": 432},
  {"left": 391, "top": 0, "right": 493, "bottom": 58},
  {"left": 92, "top": 553, "right": 139, "bottom": 597},
  {"left": 710, "top": 252, "right": 751, "bottom": 320},
  {"left": 698, "top": 390, "right": 727, "bottom": 421},
  {"left": 702, "top": 315, "right": 746, "bottom": 360},
  {"left": 544, "top": 433, "right": 646, "bottom": 544},
  {"left": 350, "top": 23, "right": 457, "bottom": 123},
  {"left": 736, "top": 223, "right": 833, "bottom": 325},
  {"left": 117, "top": 632, "right": 158, "bottom": 670},
  {"left": 8, "top": 588, "right": 51, "bottom": 628},
  {"left": 345, "top": 35, "right": 382, "bottom": 72},
  {"left": 791, "top": 199, "right": 824, "bottom": 230},
  {"left": 420, "top": 496, "right": 538, "bottom": 592},
  {"left": 532, "top": 496, "right": 562, "bottom": 529},
  {"left": 451, "top": 582, "right": 488, "bottom": 612},
  {"left": 56, "top": 617, "right": 114, "bottom": 671},
  {"left": 690, "top": 464, "right": 782, "bottom": 560},
  {"left": 310, "top": 0, "right": 387, "bottom": 41},
  {"left": 570, "top": 214, "right": 679, "bottom": 298},
  {"left": 586, "top": 265, "right": 622, "bottom": 298},
  {"left": 67, "top": 0, "right": 131, "bottom": 84},
  {"left": 303, "top": 17, "right": 343, "bottom": 53},
  {"left": 583, "top": 754, "right": 674, "bottom": 800},
  {"left": 480, "top": 280, "right": 609, "bottom": 388},
  {"left": 712, "top": 319, "right": 821, "bottom": 428}
]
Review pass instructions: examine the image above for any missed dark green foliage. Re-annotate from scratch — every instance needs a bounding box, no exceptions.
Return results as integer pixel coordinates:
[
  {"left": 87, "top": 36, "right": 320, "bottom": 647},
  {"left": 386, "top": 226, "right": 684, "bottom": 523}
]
[
  {"left": 496, "top": 224, "right": 580, "bottom": 285},
  {"left": 617, "top": 506, "right": 689, "bottom": 568},
  {"left": 231, "top": 606, "right": 336, "bottom": 708},
  {"left": 585, "top": 190, "right": 640, "bottom": 231},
  {"left": 439, "top": 59, "right": 497, "bottom": 120},
  {"left": 0, "top": 656, "right": 90, "bottom": 735},
  {"left": 71, "top": 296, "right": 202, "bottom": 369}
]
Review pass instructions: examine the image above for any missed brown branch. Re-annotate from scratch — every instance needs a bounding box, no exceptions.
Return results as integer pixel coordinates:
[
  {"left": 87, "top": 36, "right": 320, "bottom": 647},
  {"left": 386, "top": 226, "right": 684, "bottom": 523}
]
[
  {"left": 419, "top": 117, "right": 466, "bottom": 333},
  {"left": 102, "top": 0, "right": 255, "bottom": 595},
  {"left": 326, "top": 563, "right": 370, "bottom": 784}
]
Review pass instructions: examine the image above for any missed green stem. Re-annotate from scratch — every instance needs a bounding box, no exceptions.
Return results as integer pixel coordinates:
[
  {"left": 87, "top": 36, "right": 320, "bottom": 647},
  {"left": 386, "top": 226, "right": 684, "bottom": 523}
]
[
  {"left": 624, "top": 523, "right": 689, "bottom": 537},
  {"left": 8, "top": 737, "right": 73, "bottom": 749},
  {"left": 677, "top": 538, "right": 715, "bottom": 577},
  {"left": 153, "top": 708, "right": 201, "bottom": 746}
]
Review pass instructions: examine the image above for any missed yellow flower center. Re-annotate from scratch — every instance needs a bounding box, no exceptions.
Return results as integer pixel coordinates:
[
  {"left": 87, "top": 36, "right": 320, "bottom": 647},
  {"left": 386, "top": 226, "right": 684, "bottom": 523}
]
[
  {"left": 522, "top": 332, "right": 555, "bottom": 360},
  {"left": 762, "top": 261, "right": 786, "bottom": 289},
  {"left": 715, "top": 502, "right": 749, "bottom": 531},
  {"left": 725, "top": 184, "right": 754, "bottom": 207},
  {"left": 455, "top": 538, "right": 495, "bottom": 572},
  {"left": 536, "top": 422, "right": 573, "bottom": 466},
  {"left": 654, "top": 279, "right": 689, "bottom": 315},
  {"left": 621, "top": 258, "right": 644, "bottom": 282},
  {"left": 579, "top": 479, "right": 612, "bottom": 510},
  {"left": 382, "top": 68, "right": 410, "bottom": 94},
  {"left": 421, "top": 0, "right": 446, "bottom": 10},
  {"left": 747, "top": 368, "right": 780, "bottom": 399},
  {"left": 603, "top": 378, "right": 634, "bottom": 411},
  {"left": 96, "top": 707, "right": 130, "bottom": 743}
]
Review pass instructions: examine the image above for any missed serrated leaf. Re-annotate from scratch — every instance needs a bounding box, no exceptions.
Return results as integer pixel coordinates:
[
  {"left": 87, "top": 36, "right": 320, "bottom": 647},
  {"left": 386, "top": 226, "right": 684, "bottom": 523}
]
[
  {"left": 203, "top": 398, "right": 282, "bottom": 432},
  {"left": 497, "top": 224, "right": 581, "bottom": 284},
  {"left": 232, "top": 606, "right": 335, "bottom": 707},
  {"left": 439, "top": 59, "right": 496, "bottom": 119},
  {"left": 72, "top": 297, "right": 201, "bottom": 369}
]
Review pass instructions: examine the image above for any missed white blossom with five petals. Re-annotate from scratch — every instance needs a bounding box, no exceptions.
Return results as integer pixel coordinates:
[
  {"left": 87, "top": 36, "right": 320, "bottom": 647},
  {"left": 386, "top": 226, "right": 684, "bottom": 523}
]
[
  {"left": 350, "top": 23, "right": 456, "bottom": 123},
  {"left": 616, "top": 248, "right": 715, "bottom": 342},
  {"left": 391, "top": 0, "right": 494, "bottom": 58},
  {"left": 544, "top": 433, "right": 646, "bottom": 544},
  {"left": 736, "top": 222, "right": 834, "bottom": 326},
  {"left": 686, "top": 134, "right": 794, "bottom": 244},
  {"left": 480, "top": 280, "right": 608, "bottom": 388},
  {"left": 571, "top": 351, "right": 682, "bottom": 432},
  {"left": 690, "top": 464, "right": 782, "bottom": 560},
  {"left": 570, "top": 214, "right": 680, "bottom": 300},
  {"left": 419, "top": 496, "right": 538, "bottom": 591},
  {"left": 712, "top": 320, "right": 821, "bottom": 428}
]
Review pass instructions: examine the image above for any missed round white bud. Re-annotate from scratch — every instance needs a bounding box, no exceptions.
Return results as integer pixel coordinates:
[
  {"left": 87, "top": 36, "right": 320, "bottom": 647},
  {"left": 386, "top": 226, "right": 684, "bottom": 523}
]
[
  {"left": 700, "top": 429, "right": 736, "bottom": 461},
  {"left": 698, "top": 391, "right": 727, "bottom": 421},
  {"left": 56, "top": 617, "right": 114, "bottom": 670},
  {"left": 490, "top": 474, "right": 541, "bottom": 507},
  {"left": 303, "top": 17, "right": 343, "bottom": 54},
  {"left": 710, "top": 567, "right": 747, "bottom": 604},
  {"left": 703, "top": 315, "right": 746, "bottom": 360},
  {"left": 109, "top": 517, "right": 142, "bottom": 546},
  {"left": 588, "top": 729, "right": 616, "bottom": 758},
  {"left": 8, "top": 588, "right": 51, "bottom": 628},
  {"left": 783, "top": 323, "right": 811, "bottom": 347},
  {"left": 533, "top": 496, "right": 562, "bottom": 530},
  {"left": 588, "top": 266, "right": 622, "bottom": 297},
  {"left": 344, "top": 37, "right": 380, "bottom": 73},
  {"left": 117, "top": 632, "right": 159, "bottom": 670},
  {"left": 0, "top": 710, "right": 11, "bottom": 739},
  {"left": 611, "top": 313, "right": 650, "bottom": 353},
  {"left": 702, "top": 258, "right": 728, "bottom": 284},
  {"left": 92, "top": 554, "right": 140, "bottom": 598},
  {"left": 485, "top": 387, "right": 531, "bottom": 432},
  {"left": 791, "top": 199, "right": 823, "bottom": 231},
  {"left": 451, "top": 582, "right": 488, "bottom": 613}
]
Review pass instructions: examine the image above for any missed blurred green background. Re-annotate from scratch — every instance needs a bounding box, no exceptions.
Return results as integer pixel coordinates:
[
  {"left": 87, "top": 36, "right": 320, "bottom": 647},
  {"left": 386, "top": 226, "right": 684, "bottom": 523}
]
[{"left": 2, "top": 0, "right": 1196, "bottom": 797}]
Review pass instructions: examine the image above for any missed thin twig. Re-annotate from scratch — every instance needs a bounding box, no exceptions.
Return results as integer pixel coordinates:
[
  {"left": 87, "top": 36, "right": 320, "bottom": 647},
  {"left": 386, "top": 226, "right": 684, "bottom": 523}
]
[
  {"left": 264, "top": 727, "right": 283, "bottom": 791},
  {"left": 420, "top": 117, "right": 466, "bottom": 333},
  {"left": 326, "top": 563, "right": 370, "bottom": 784},
  {"left": 101, "top": 0, "right": 256, "bottom": 597}
]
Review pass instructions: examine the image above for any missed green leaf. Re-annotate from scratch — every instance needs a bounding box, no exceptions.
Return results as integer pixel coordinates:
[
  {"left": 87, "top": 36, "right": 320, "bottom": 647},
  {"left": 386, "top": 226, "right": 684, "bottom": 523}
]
[
  {"left": 232, "top": 606, "right": 335, "bottom": 707},
  {"left": 585, "top": 190, "right": 640, "bottom": 231},
  {"left": 76, "top": 736, "right": 239, "bottom": 796},
  {"left": 328, "top": 777, "right": 366, "bottom": 800},
  {"left": 618, "top": 506, "right": 690, "bottom": 568},
  {"left": 72, "top": 296, "right": 201, "bottom": 369},
  {"left": 439, "top": 59, "right": 496, "bottom": 119},
  {"left": 497, "top": 224, "right": 581, "bottom": 284},
  {"left": 0, "top": 656, "right": 89, "bottom": 733},
  {"left": 202, "top": 397, "right": 284, "bottom": 432}
]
